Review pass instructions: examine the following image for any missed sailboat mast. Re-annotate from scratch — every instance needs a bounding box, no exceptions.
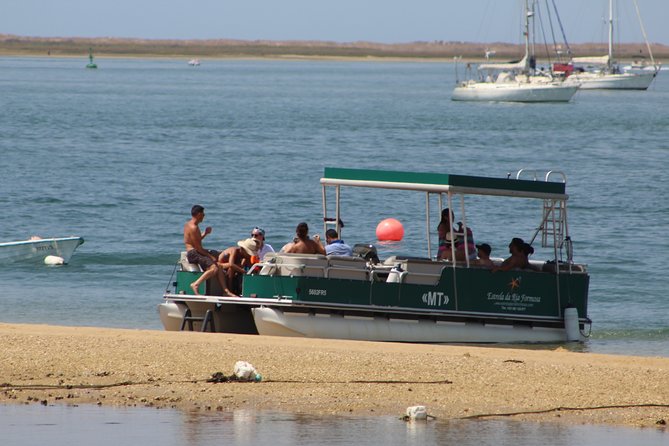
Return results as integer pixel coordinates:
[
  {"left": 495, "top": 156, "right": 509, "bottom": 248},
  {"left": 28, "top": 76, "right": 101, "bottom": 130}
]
[
  {"left": 524, "top": 0, "right": 531, "bottom": 72},
  {"left": 608, "top": 0, "right": 614, "bottom": 68}
]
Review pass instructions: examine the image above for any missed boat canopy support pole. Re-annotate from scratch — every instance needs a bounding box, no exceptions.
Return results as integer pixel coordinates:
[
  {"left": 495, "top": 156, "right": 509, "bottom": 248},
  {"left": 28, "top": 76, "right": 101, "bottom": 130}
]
[
  {"left": 322, "top": 184, "right": 342, "bottom": 237},
  {"left": 335, "top": 185, "right": 341, "bottom": 235},
  {"left": 425, "top": 192, "right": 432, "bottom": 259},
  {"left": 459, "top": 194, "right": 470, "bottom": 268},
  {"left": 446, "top": 193, "right": 456, "bottom": 266},
  {"left": 446, "top": 192, "right": 459, "bottom": 310},
  {"left": 551, "top": 198, "right": 563, "bottom": 315},
  {"left": 322, "top": 184, "right": 328, "bottom": 237}
]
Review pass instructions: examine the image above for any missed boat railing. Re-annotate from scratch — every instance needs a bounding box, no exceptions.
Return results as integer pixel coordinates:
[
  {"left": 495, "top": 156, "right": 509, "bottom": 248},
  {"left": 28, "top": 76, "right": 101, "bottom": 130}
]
[
  {"left": 512, "top": 169, "right": 571, "bottom": 257},
  {"left": 257, "top": 253, "right": 370, "bottom": 280},
  {"left": 512, "top": 168, "right": 567, "bottom": 184}
]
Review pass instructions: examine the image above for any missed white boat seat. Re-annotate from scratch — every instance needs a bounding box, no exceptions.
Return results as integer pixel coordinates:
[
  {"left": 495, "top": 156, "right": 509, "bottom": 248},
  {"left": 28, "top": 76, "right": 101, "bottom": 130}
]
[
  {"left": 401, "top": 258, "right": 445, "bottom": 286},
  {"left": 274, "top": 252, "right": 328, "bottom": 260},
  {"left": 326, "top": 255, "right": 369, "bottom": 281},
  {"left": 381, "top": 257, "right": 445, "bottom": 285},
  {"left": 402, "top": 272, "right": 442, "bottom": 286},
  {"left": 273, "top": 253, "right": 328, "bottom": 278},
  {"left": 403, "top": 258, "right": 447, "bottom": 276},
  {"left": 263, "top": 252, "right": 279, "bottom": 262},
  {"left": 180, "top": 251, "right": 203, "bottom": 272}
]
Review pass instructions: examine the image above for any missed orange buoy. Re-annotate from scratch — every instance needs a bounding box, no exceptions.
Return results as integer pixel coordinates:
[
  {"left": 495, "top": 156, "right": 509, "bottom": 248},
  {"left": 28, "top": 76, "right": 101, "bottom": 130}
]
[{"left": 376, "top": 218, "right": 404, "bottom": 241}]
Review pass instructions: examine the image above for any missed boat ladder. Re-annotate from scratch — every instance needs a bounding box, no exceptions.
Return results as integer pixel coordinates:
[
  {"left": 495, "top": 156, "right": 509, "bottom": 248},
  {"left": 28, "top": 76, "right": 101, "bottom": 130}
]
[
  {"left": 513, "top": 169, "right": 568, "bottom": 249},
  {"left": 541, "top": 199, "right": 567, "bottom": 248},
  {"left": 180, "top": 308, "right": 216, "bottom": 332}
]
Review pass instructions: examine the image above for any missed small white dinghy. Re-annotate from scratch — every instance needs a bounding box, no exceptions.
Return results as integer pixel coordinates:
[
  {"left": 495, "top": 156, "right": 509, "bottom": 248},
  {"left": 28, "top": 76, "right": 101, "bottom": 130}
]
[{"left": 0, "top": 236, "right": 84, "bottom": 265}]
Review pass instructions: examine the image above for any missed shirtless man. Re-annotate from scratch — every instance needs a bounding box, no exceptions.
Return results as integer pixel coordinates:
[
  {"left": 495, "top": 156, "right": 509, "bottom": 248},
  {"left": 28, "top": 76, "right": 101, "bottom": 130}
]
[
  {"left": 492, "top": 238, "right": 529, "bottom": 272},
  {"left": 286, "top": 222, "right": 326, "bottom": 255},
  {"left": 183, "top": 205, "right": 227, "bottom": 295},
  {"left": 473, "top": 243, "right": 494, "bottom": 268}
]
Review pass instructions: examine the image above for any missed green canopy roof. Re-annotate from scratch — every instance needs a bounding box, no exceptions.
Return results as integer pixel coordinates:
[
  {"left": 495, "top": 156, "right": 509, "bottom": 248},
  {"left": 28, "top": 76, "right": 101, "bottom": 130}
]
[{"left": 321, "top": 167, "right": 567, "bottom": 199}]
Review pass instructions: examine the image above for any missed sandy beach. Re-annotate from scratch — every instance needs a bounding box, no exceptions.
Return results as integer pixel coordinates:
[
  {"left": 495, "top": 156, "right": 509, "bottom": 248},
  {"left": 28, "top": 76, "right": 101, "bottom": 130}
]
[{"left": 1, "top": 323, "right": 668, "bottom": 429}]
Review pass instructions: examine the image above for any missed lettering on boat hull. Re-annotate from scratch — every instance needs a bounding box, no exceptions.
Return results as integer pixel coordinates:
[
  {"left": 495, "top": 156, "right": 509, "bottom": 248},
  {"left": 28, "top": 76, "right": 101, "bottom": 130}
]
[{"left": 422, "top": 291, "right": 449, "bottom": 307}]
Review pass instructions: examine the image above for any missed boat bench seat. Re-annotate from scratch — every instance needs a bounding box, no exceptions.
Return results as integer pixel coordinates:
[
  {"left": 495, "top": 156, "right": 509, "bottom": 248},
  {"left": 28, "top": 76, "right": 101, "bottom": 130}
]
[
  {"left": 384, "top": 256, "right": 445, "bottom": 285},
  {"left": 326, "top": 255, "right": 369, "bottom": 281},
  {"left": 402, "top": 258, "right": 445, "bottom": 285},
  {"left": 267, "top": 253, "right": 329, "bottom": 277},
  {"left": 541, "top": 261, "right": 587, "bottom": 273},
  {"left": 259, "top": 253, "right": 371, "bottom": 280},
  {"left": 402, "top": 258, "right": 447, "bottom": 274},
  {"left": 179, "top": 251, "right": 203, "bottom": 272}
]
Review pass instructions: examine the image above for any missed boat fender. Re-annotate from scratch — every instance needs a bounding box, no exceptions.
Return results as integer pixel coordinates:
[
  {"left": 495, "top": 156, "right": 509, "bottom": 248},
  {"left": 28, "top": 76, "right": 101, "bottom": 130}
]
[
  {"left": 44, "top": 255, "right": 65, "bottom": 266},
  {"left": 564, "top": 306, "right": 580, "bottom": 342}
]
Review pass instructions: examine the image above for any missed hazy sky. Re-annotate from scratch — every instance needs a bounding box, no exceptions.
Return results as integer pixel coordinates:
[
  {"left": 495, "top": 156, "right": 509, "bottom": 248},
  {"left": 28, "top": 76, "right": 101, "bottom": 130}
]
[{"left": 2, "top": 0, "right": 667, "bottom": 45}]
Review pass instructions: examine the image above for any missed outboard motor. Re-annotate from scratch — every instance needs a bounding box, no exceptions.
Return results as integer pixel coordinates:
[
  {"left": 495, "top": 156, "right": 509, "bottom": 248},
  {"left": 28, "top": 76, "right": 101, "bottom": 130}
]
[{"left": 352, "top": 243, "right": 380, "bottom": 264}]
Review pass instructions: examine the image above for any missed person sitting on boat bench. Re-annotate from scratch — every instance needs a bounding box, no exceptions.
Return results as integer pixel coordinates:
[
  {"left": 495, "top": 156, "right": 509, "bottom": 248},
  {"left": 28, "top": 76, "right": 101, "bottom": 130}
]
[
  {"left": 492, "top": 237, "right": 529, "bottom": 272},
  {"left": 521, "top": 242, "right": 540, "bottom": 271},
  {"left": 286, "top": 222, "right": 326, "bottom": 255},
  {"left": 438, "top": 220, "right": 476, "bottom": 262},
  {"left": 473, "top": 243, "right": 493, "bottom": 268},
  {"left": 454, "top": 221, "right": 477, "bottom": 261},
  {"left": 324, "top": 229, "right": 353, "bottom": 256},
  {"left": 437, "top": 223, "right": 455, "bottom": 260},
  {"left": 183, "top": 204, "right": 227, "bottom": 295},
  {"left": 218, "top": 238, "right": 260, "bottom": 296},
  {"left": 437, "top": 209, "right": 460, "bottom": 259},
  {"left": 437, "top": 208, "right": 457, "bottom": 240},
  {"left": 251, "top": 226, "right": 275, "bottom": 261}
]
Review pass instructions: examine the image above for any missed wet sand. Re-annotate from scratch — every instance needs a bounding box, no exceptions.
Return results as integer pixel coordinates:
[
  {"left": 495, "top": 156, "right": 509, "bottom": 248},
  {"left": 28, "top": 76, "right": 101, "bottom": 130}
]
[{"left": 1, "top": 323, "right": 668, "bottom": 428}]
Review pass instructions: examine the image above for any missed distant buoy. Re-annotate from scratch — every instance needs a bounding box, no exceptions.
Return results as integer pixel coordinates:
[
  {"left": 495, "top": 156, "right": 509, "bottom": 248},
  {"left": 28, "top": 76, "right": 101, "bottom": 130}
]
[
  {"left": 376, "top": 218, "right": 404, "bottom": 241},
  {"left": 44, "top": 255, "right": 65, "bottom": 265}
]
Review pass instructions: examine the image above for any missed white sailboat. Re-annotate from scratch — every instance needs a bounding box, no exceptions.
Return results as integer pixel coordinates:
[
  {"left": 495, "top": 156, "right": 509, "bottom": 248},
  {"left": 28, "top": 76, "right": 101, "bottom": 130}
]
[
  {"left": 566, "top": 0, "right": 660, "bottom": 90},
  {"left": 452, "top": 0, "right": 578, "bottom": 103}
]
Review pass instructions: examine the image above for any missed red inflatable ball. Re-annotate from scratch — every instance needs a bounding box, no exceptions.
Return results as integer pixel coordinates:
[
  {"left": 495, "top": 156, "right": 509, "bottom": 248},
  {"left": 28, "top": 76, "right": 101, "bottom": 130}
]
[{"left": 376, "top": 218, "right": 404, "bottom": 241}]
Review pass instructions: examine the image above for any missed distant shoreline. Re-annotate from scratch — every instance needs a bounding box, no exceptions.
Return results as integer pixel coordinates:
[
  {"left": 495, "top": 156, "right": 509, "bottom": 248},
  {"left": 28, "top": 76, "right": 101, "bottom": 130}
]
[{"left": 1, "top": 34, "right": 667, "bottom": 63}]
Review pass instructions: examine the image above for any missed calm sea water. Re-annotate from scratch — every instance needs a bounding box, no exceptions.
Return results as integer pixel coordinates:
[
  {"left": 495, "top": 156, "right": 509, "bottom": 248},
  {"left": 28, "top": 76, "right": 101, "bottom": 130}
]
[
  {"left": 3, "top": 405, "right": 668, "bottom": 446},
  {"left": 1, "top": 56, "right": 668, "bottom": 444},
  {"left": 0, "top": 56, "right": 668, "bottom": 358}
]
